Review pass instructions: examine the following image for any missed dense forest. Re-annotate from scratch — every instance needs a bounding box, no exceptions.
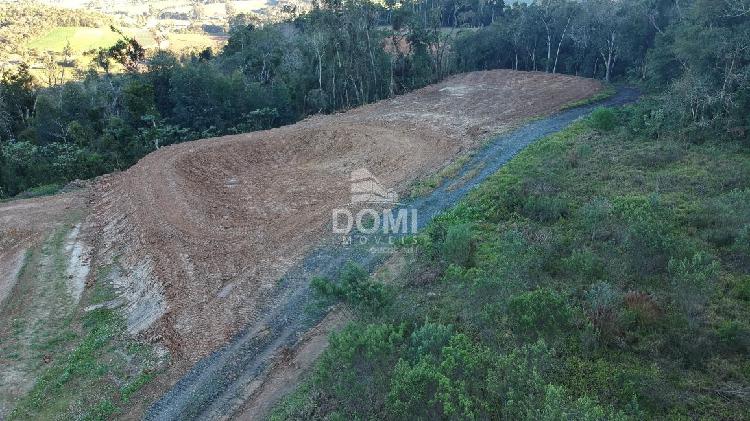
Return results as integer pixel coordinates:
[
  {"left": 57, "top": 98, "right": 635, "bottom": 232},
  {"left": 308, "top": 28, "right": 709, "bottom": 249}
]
[{"left": 2, "top": 0, "right": 747, "bottom": 198}]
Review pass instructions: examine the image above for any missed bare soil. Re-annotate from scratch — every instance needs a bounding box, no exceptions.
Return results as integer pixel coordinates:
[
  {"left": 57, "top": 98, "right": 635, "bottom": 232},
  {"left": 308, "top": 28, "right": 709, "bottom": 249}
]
[
  {"left": 89, "top": 70, "right": 600, "bottom": 363},
  {"left": 227, "top": 307, "right": 350, "bottom": 420},
  {"left": 0, "top": 70, "right": 602, "bottom": 417}
]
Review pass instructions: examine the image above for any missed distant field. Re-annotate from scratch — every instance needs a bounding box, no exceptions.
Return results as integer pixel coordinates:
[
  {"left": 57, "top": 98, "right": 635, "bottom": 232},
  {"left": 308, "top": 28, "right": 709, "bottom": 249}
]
[
  {"left": 167, "top": 33, "right": 228, "bottom": 51},
  {"left": 27, "top": 27, "right": 122, "bottom": 52},
  {"left": 27, "top": 27, "right": 227, "bottom": 53}
]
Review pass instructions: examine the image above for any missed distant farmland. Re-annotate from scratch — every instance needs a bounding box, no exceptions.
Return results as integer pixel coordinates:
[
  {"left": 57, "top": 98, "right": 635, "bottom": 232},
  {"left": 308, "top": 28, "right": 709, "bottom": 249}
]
[
  {"left": 27, "top": 27, "right": 122, "bottom": 52},
  {"left": 26, "top": 26, "right": 227, "bottom": 53},
  {"left": 163, "top": 33, "right": 228, "bottom": 51}
]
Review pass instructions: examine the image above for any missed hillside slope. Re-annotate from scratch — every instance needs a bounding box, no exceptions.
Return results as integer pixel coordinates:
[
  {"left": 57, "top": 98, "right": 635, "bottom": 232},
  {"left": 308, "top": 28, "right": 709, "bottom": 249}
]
[
  {"left": 0, "top": 70, "right": 602, "bottom": 418},
  {"left": 87, "top": 70, "right": 601, "bottom": 364}
]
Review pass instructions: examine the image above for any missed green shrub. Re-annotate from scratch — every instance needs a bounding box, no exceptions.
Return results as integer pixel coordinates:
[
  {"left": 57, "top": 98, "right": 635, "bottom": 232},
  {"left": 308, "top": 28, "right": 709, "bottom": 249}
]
[
  {"left": 12, "top": 183, "right": 62, "bottom": 199},
  {"left": 315, "top": 323, "right": 406, "bottom": 417},
  {"left": 508, "top": 288, "right": 573, "bottom": 339},
  {"left": 716, "top": 320, "right": 750, "bottom": 353},
  {"left": 441, "top": 223, "right": 474, "bottom": 267},
  {"left": 736, "top": 224, "right": 750, "bottom": 253},
  {"left": 586, "top": 281, "right": 621, "bottom": 311},
  {"left": 623, "top": 100, "right": 673, "bottom": 139},
  {"left": 311, "top": 262, "right": 390, "bottom": 311},
  {"left": 670, "top": 331, "right": 715, "bottom": 368},
  {"left": 472, "top": 228, "right": 542, "bottom": 291},
  {"left": 408, "top": 323, "right": 453, "bottom": 360},
  {"left": 562, "top": 249, "right": 605, "bottom": 282},
  {"left": 732, "top": 276, "right": 750, "bottom": 301},
  {"left": 567, "top": 143, "right": 593, "bottom": 168},
  {"left": 580, "top": 197, "right": 613, "bottom": 241},
  {"left": 561, "top": 356, "right": 655, "bottom": 415},
  {"left": 668, "top": 252, "right": 719, "bottom": 325},
  {"left": 589, "top": 107, "right": 618, "bottom": 132},
  {"left": 486, "top": 341, "right": 551, "bottom": 418},
  {"left": 0, "top": 140, "right": 110, "bottom": 197},
  {"left": 522, "top": 195, "right": 570, "bottom": 222},
  {"left": 692, "top": 190, "right": 750, "bottom": 248},
  {"left": 387, "top": 358, "right": 447, "bottom": 419},
  {"left": 536, "top": 384, "right": 629, "bottom": 421},
  {"left": 614, "top": 195, "right": 676, "bottom": 278},
  {"left": 387, "top": 334, "right": 491, "bottom": 419},
  {"left": 585, "top": 282, "right": 623, "bottom": 343}
]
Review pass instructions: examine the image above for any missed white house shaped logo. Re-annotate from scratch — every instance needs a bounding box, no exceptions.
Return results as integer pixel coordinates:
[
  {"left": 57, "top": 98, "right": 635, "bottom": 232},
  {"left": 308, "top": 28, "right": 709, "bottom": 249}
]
[{"left": 350, "top": 168, "right": 399, "bottom": 205}]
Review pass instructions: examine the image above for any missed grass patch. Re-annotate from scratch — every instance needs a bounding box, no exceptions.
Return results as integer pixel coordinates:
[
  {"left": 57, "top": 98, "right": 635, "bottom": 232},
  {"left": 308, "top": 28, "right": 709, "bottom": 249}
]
[
  {"left": 167, "top": 33, "right": 228, "bottom": 51},
  {"left": 410, "top": 152, "right": 474, "bottom": 197},
  {"left": 559, "top": 83, "right": 617, "bottom": 111},
  {"left": 26, "top": 26, "right": 227, "bottom": 54},
  {"left": 121, "top": 371, "right": 156, "bottom": 404},
  {"left": 10, "top": 309, "right": 123, "bottom": 420},
  {"left": 0, "top": 184, "right": 62, "bottom": 202},
  {"left": 27, "top": 27, "right": 121, "bottom": 52},
  {"left": 8, "top": 283, "right": 161, "bottom": 420},
  {"left": 0, "top": 225, "right": 161, "bottom": 419}
]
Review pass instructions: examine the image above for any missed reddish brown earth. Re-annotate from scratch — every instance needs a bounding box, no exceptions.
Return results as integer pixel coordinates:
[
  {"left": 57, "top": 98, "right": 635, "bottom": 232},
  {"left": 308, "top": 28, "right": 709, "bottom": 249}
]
[
  {"left": 88, "top": 70, "right": 601, "bottom": 365},
  {"left": 0, "top": 70, "right": 602, "bottom": 417},
  {"left": 228, "top": 307, "right": 351, "bottom": 420}
]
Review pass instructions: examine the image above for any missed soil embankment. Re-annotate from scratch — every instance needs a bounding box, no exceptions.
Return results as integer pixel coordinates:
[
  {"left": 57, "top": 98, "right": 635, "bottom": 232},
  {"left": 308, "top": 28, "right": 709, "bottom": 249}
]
[
  {"left": 91, "top": 70, "right": 601, "bottom": 363},
  {"left": 0, "top": 70, "right": 606, "bottom": 419}
]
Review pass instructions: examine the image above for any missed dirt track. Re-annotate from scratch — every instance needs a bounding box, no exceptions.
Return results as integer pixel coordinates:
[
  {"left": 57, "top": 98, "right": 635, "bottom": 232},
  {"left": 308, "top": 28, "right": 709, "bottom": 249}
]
[
  {"left": 0, "top": 188, "right": 90, "bottom": 416},
  {"left": 88, "top": 70, "right": 602, "bottom": 363},
  {"left": 0, "top": 191, "right": 86, "bottom": 307}
]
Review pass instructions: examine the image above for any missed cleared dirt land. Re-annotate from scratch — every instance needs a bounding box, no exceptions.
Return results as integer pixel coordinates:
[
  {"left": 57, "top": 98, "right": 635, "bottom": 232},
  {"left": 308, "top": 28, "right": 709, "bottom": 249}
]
[
  {"left": 0, "top": 70, "right": 601, "bottom": 416},
  {"left": 90, "top": 70, "right": 601, "bottom": 361}
]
